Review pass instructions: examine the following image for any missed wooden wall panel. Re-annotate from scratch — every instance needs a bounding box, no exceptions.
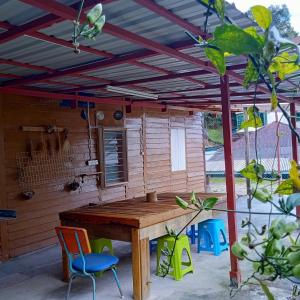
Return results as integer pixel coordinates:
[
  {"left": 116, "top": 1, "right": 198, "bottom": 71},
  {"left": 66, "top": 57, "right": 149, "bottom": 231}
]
[{"left": 0, "top": 94, "right": 205, "bottom": 259}]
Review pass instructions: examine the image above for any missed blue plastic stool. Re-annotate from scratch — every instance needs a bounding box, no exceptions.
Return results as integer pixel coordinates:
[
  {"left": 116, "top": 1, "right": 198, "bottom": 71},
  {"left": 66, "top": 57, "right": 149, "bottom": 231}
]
[
  {"left": 150, "top": 239, "right": 158, "bottom": 254},
  {"left": 186, "top": 225, "right": 198, "bottom": 245},
  {"left": 197, "top": 219, "right": 228, "bottom": 256}
]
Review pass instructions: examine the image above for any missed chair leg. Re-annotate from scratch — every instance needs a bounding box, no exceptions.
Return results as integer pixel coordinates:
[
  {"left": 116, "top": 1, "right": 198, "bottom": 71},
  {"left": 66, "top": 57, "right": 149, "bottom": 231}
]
[
  {"left": 66, "top": 274, "right": 76, "bottom": 300},
  {"left": 111, "top": 267, "right": 124, "bottom": 299},
  {"left": 89, "top": 274, "right": 96, "bottom": 300}
]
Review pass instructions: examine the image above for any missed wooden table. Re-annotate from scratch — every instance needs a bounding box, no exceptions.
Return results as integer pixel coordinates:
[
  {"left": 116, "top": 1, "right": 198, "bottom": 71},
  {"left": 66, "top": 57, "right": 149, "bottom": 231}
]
[{"left": 59, "top": 192, "right": 226, "bottom": 300}]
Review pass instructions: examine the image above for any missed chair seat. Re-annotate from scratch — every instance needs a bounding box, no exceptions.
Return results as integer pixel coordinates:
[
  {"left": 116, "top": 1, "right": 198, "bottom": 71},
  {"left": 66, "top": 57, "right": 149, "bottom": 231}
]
[{"left": 72, "top": 253, "right": 119, "bottom": 273}]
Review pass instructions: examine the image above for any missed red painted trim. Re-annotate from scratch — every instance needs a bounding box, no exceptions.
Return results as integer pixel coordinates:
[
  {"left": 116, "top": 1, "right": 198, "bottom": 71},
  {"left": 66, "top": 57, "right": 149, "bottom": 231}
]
[
  {"left": 220, "top": 75, "right": 241, "bottom": 286},
  {"left": 0, "top": 87, "right": 168, "bottom": 110}
]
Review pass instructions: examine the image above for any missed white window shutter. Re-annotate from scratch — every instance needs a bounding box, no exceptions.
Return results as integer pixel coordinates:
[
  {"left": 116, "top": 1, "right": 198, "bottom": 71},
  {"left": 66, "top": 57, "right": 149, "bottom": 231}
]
[{"left": 171, "top": 128, "right": 186, "bottom": 171}]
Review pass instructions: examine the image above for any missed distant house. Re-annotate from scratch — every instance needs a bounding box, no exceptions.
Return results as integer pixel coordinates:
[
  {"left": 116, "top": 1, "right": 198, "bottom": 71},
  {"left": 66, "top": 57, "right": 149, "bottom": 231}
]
[{"left": 206, "top": 122, "right": 300, "bottom": 177}]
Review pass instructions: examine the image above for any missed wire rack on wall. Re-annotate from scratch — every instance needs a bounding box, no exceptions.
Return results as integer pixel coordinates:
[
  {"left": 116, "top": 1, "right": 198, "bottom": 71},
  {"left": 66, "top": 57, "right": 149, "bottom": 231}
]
[{"left": 16, "top": 150, "right": 75, "bottom": 190}]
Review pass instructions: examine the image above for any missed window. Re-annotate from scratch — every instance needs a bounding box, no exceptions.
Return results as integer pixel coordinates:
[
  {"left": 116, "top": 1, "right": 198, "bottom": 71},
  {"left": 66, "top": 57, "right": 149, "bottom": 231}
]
[
  {"left": 99, "top": 128, "right": 128, "bottom": 187},
  {"left": 171, "top": 128, "right": 186, "bottom": 172}
]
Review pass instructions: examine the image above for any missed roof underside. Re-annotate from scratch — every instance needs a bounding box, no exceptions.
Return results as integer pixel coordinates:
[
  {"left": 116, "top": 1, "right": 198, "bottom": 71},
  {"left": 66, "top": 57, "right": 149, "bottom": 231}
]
[{"left": 0, "top": 0, "right": 299, "bottom": 110}]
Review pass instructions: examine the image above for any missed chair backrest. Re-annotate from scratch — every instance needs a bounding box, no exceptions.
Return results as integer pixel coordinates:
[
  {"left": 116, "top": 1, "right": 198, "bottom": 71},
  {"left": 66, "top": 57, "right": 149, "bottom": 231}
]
[{"left": 55, "top": 226, "right": 91, "bottom": 255}]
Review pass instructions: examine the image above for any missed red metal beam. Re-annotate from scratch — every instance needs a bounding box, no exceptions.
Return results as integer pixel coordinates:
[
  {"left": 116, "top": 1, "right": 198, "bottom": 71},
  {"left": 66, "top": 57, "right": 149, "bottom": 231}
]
[
  {"left": 16, "top": 1, "right": 205, "bottom": 85},
  {"left": 0, "top": 21, "right": 202, "bottom": 87},
  {"left": 0, "top": 87, "right": 197, "bottom": 111},
  {"left": 0, "top": 0, "right": 113, "bottom": 45},
  {"left": 1, "top": 1, "right": 235, "bottom": 85},
  {"left": 63, "top": 64, "right": 247, "bottom": 93},
  {"left": 3, "top": 0, "right": 293, "bottom": 104},
  {"left": 134, "top": 0, "right": 209, "bottom": 37},
  {"left": 220, "top": 75, "right": 241, "bottom": 286}
]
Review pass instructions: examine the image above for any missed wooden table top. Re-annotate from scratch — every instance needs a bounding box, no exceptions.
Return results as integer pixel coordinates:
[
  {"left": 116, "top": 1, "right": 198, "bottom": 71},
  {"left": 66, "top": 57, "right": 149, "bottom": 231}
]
[{"left": 59, "top": 192, "right": 226, "bottom": 229}]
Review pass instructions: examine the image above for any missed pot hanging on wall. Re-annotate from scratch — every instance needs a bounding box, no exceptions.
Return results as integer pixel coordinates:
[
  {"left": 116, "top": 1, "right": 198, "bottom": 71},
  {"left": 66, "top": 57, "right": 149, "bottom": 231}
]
[{"left": 113, "top": 110, "right": 123, "bottom": 120}]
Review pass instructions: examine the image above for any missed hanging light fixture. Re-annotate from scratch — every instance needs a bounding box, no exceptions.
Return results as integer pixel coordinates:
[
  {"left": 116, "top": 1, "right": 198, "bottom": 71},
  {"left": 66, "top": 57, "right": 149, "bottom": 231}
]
[
  {"left": 72, "top": 1, "right": 106, "bottom": 54},
  {"left": 106, "top": 86, "right": 159, "bottom": 100}
]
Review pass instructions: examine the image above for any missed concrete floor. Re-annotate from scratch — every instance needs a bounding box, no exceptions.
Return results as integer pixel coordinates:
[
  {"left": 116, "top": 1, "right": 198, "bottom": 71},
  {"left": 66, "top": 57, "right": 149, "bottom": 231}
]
[{"left": 0, "top": 196, "right": 297, "bottom": 300}]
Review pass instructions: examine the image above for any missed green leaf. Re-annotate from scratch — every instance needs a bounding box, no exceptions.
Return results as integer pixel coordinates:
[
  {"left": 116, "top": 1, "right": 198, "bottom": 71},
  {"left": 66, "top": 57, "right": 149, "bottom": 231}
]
[
  {"left": 175, "top": 196, "right": 189, "bottom": 209},
  {"left": 190, "top": 191, "right": 197, "bottom": 205},
  {"left": 244, "top": 27, "right": 265, "bottom": 46},
  {"left": 203, "top": 197, "right": 218, "bottom": 210},
  {"left": 286, "top": 193, "right": 300, "bottom": 213},
  {"left": 252, "top": 187, "right": 272, "bottom": 203},
  {"left": 240, "top": 106, "right": 263, "bottom": 129},
  {"left": 214, "top": 0, "right": 225, "bottom": 20},
  {"left": 284, "top": 221, "right": 299, "bottom": 234},
  {"left": 275, "top": 179, "right": 295, "bottom": 195},
  {"left": 87, "top": 4, "right": 103, "bottom": 24},
  {"left": 270, "top": 218, "right": 286, "bottom": 239},
  {"left": 243, "top": 59, "right": 259, "bottom": 89},
  {"left": 251, "top": 5, "right": 272, "bottom": 30},
  {"left": 94, "top": 15, "right": 106, "bottom": 31},
  {"left": 211, "top": 24, "right": 263, "bottom": 55},
  {"left": 240, "top": 160, "right": 265, "bottom": 181},
  {"left": 256, "top": 278, "right": 275, "bottom": 300},
  {"left": 231, "top": 242, "right": 248, "bottom": 260},
  {"left": 269, "top": 52, "right": 300, "bottom": 80},
  {"left": 204, "top": 47, "right": 226, "bottom": 75}
]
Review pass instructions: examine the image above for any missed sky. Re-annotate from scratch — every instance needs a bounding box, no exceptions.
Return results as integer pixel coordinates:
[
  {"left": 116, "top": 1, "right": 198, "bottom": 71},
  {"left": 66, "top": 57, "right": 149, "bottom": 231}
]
[{"left": 231, "top": 0, "right": 300, "bottom": 34}]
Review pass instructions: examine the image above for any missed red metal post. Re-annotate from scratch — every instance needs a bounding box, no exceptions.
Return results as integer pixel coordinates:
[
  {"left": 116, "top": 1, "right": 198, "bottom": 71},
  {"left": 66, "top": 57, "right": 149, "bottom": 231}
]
[
  {"left": 290, "top": 103, "right": 300, "bottom": 216},
  {"left": 220, "top": 75, "right": 241, "bottom": 286}
]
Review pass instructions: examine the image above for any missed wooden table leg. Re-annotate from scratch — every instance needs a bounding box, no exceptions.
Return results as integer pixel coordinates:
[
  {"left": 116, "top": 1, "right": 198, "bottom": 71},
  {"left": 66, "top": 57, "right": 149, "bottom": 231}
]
[
  {"left": 131, "top": 228, "right": 150, "bottom": 300},
  {"left": 62, "top": 249, "right": 69, "bottom": 282}
]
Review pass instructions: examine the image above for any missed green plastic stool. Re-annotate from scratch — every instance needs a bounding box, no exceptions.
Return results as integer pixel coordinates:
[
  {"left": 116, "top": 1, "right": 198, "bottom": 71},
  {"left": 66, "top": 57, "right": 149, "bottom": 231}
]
[
  {"left": 156, "top": 235, "right": 193, "bottom": 281},
  {"left": 90, "top": 238, "right": 114, "bottom": 277},
  {"left": 90, "top": 238, "right": 114, "bottom": 255}
]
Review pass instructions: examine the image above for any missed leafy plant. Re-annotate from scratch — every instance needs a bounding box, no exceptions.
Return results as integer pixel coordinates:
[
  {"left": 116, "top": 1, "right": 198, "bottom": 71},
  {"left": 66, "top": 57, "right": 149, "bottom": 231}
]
[
  {"left": 169, "top": 2, "right": 300, "bottom": 299},
  {"left": 72, "top": 2, "right": 106, "bottom": 53}
]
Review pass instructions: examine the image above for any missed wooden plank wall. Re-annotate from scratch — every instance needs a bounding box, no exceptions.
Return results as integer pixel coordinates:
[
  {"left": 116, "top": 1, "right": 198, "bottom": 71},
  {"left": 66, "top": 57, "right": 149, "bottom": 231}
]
[{"left": 0, "top": 94, "right": 205, "bottom": 260}]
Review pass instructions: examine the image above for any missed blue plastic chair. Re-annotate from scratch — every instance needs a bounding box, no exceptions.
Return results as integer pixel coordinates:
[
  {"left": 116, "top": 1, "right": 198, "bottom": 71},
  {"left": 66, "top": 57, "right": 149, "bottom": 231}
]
[
  {"left": 197, "top": 219, "right": 228, "bottom": 256},
  {"left": 150, "top": 239, "right": 158, "bottom": 255},
  {"left": 186, "top": 224, "right": 198, "bottom": 244},
  {"left": 55, "top": 226, "right": 124, "bottom": 300}
]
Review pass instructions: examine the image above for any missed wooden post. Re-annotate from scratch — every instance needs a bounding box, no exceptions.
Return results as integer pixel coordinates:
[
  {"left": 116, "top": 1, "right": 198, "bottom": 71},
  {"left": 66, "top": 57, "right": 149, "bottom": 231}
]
[
  {"left": 290, "top": 103, "right": 300, "bottom": 216},
  {"left": 131, "top": 228, "right": 150, "bottom": 300},
  {"left": 220, "top": 75, "right": 241, "bottom": 286},
  {"left": 0, "top": 95, "right": 9, "bottom": 261}
]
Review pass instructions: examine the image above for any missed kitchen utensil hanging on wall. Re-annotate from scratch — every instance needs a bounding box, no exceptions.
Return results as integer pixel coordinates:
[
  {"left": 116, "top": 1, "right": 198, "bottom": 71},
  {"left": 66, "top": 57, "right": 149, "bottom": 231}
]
[{"left": 62, "top": 129, "right": 71, "bottom": 153}]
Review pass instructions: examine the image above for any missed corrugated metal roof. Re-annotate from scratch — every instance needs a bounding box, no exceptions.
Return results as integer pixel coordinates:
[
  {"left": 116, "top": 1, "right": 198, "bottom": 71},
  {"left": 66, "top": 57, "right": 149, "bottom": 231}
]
[{"left": 0, "top": 0, "right": 297, "bottom": 105}]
